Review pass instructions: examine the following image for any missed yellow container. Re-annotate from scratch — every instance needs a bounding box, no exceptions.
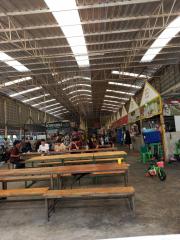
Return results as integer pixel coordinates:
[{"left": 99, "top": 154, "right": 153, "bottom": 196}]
[{"left": 118, "top": 158, "right": 122, "bottom": 164}]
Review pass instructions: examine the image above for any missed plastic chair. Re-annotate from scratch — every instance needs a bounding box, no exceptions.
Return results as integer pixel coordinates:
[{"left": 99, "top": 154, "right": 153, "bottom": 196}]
[{"left": 140, "top": 145, "right": 153, "bottom": 163}]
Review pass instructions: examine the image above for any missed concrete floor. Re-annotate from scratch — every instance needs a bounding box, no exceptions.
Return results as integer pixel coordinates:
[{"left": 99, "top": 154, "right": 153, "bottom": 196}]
[{"left": 0, "top": 149, "right": 180, "bottom": 240}]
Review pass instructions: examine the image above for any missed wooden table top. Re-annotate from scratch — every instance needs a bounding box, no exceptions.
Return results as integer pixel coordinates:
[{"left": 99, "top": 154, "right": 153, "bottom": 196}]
[
  {"left": 26, "top": 151, "right": 127, "bottom": 163},
  {"left": 0, "top": 163, "right": 129, "bottom": 177}
]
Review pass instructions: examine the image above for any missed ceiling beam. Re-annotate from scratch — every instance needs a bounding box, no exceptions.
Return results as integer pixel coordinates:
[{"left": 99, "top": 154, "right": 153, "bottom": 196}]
[{"left": 0, "top": 0, "right": 161, "bottom": 18}]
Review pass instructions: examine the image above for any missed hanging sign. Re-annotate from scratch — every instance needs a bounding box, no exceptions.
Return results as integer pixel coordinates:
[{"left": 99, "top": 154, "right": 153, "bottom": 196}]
[
  {"left": 129, "top": 97, "right": 139, "bottom": 113},
  {"left": 140, "top": 82, "right": 161, "bottom": 119},
  {"left": 140, "top": 97, "right": 161, "bottom": 119},
  {"left": 128, "top": 97, "right": 140, "bottom": 123},
  {"left": 46, "top": 121, "right": 71, "bottom": 134},
  {"left": 121, "top": 106, "right": 127, "bottom": 117},
  {"left": 128, "top": 109, "right": 140, "bottom": 123},
  {"left": 140, "top": 82, "right": 160, "bottom": 106}
]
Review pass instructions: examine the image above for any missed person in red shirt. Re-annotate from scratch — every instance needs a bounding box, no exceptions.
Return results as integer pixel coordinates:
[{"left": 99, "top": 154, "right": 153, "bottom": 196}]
[
  {"left": 69, "top": 137, "right": 79, "bottom": 151},
  {"left": 10, "top": 140, "right": 25, "bottom": 169}
]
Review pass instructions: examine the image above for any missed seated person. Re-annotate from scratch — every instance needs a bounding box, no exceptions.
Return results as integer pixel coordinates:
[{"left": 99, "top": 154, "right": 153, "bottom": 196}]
[
  {"left": 69, "top": 138, "right": 79, "bottom": 151},
  {"left": 54, "top": 140, "right": 67, "bottom": 152},
  {"left": 38, "top": 139, "right": 49, "bottom": 153},
  {"left": 10, "top": 140, "right": 25, "bottom": 169}
]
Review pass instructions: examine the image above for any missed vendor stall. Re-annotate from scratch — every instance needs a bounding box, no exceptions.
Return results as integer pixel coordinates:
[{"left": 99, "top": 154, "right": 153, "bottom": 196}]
[
  {"left": 163, "top": 98, "right": 180, "bottom": 160},
  {"left": 140, "top": 82, "right": 165, "bottom": 160},
  {"left": 111, "top": 106, "right": 128, "bottom": 144}
]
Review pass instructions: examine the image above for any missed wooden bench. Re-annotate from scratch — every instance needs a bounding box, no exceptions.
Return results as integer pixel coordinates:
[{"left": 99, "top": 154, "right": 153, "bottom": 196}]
[
  {"left": 44, "top": 186, "right": 135, "bottom": 221},
  {"left": 0, "top": 175, "right": 58, "bottom": 190},
  {"left": 0, "top": 187, "right": 48, "bottom": 199},
  {"left": 37, "top": 158, "right": 123, "bottom": 167}
]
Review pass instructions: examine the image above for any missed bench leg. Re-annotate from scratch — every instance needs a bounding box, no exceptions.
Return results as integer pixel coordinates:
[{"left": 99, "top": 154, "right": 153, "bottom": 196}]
[
  {"left": 45, "top": 198, "right": 50, "bottom": 222},
  {"left": 50, "top": 175, "right": 54, "bottom": 189},
  {"left": 125, "top": 171, "right": 128, "bottom": 186},
  {"left": 129, "top": 196, "right": 135, "bottom": 216}
]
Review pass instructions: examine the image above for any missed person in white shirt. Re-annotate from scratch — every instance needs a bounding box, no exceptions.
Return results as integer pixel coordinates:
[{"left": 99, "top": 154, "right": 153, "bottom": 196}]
[{"left": 38, "top": 139, "right": 49, "bottom": 153}]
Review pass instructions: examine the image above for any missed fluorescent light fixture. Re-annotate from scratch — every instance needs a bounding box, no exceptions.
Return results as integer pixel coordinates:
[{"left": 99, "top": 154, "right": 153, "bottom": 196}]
[
  {"left": 103, "top": 103, "right": 121, "bottom": 107},
  {"left": 141, "top": 16, "right": 180, "bottom": 62},
  {"left": 23, "top": 94, "right": 50, "bottom": 103},
  {"left": 44, "top": 0, "right": 89, "bottom": 67},
  {"left": 63, "top": 83, "right": 91, "bottom": 91},
  {"left": 112, "top": 70, "right": 149, "bottom": 79},
  {"left": 69, "top": 94, "right": 91, "bottom": 101},
  {"left": 10, "top": 87, "right": 42, "bottom": 97},
  {"left": 109, "top": 81, "right": 141, "bottom": 89},
  {"left": 1, "top": 77, "right": 32, "bottom": 88},
  {"left": 68, "top": 89, "right": 91, "bottom": 95},
  {"left": 32, "top": 99, "right": 56, "bottom": 107},
  {"left": 106, "top": 89, "right": 134, "bottom": 96},
  {"left": 40, "top": 103, "right": 60, "bottom": 110},
  {"left": 46, "top": 106, "right": 64, "bottom": 112},
  {"left": 101, "top": 109, "right": 116, "bottom": 112},
  {"left": 104, "top": 99, "right": 125, "bottom": 104},
  {"left": 105, "top": 95, "right": 129, "bottom": 101},
  {"left": 102, "top": 105, "right": 119, "bottom": 110},
  {"left": 49, "top": 109, "right": 66, "bottom": 114},
  {"left": 59, "top": 76, "right": 91, "bottom": 84},
  {"left": 0, "top": 52, "right": 29, "bottom": 72}
]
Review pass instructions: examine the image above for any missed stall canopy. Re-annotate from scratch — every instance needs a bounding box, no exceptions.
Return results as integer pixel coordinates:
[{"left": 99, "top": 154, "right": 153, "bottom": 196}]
[
  {"left": 128, "top": 97, "right": 140, "bottom": 123},
  {"left": 140, "top": 82, "right": 162, "bottom": 119}
]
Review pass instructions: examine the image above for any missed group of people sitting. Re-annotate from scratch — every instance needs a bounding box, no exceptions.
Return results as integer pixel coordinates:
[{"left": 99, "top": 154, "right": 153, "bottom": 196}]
[{"left": 2, "top": 132, "right": 114, "bottom": 169}]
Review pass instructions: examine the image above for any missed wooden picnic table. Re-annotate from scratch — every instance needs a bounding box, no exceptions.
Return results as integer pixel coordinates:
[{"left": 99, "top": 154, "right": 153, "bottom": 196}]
[
  {"left": 21, "top": 147, "right": 117, "bottom": 158},
  {"left": 25, "top": 151, "right": 127, "bottom": 164},
  {"left": 0, "top": 163, "right": 129, "bottom": 177},
  {"left": 0, "top": 163, "right": 129, "bottom": 189}
]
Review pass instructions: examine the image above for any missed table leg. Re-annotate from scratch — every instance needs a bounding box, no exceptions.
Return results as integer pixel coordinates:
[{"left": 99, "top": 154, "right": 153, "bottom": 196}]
[
  {"left": 50, "top": 174, "right": 54, "bottom": 189},
  {"left": 2, "top": 181, "right": 7, "bottom": 190}
]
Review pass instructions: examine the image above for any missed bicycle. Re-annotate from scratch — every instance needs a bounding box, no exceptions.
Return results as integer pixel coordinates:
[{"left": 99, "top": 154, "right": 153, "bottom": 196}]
[{"left": 145, "top": 156, "right": 166, "bottom": 181}]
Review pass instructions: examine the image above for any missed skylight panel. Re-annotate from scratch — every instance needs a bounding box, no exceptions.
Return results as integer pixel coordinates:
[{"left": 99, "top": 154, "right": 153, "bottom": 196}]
[
  {"left": 0, "top": 77, "right": 32, "bottom": 87},
  {"left": 32, "top": 99, "right": 56, "bottom": 107},
  {"left": 106, "top": 89, "right": 134, "bottom": 96},
  {"left": 46, "top": 106, "right": 64, "bottom": 112},
  {"left": 105, "top": 95, "right": 129, "bottom": 101},
  {"left": 69, "top": 94, "right": 92, "bottom": 100},
  {"left": 68, "top": 89, "right": 91, "bottom": 95},
  {"left": 0, "top": 52, "right": 29, "bottom": 72},
  {"left": 103, "top": 103, "right": 121, "bottom": 107},
  {"left": 141, "top": 16, "right": 180, "bottom": 62},
  {"left": 40, "top": 103, "right": 61, "bottom": 110},
  {"left": 10, "top": 87, "right": 42, "bottom": 97},
  {"left": 23, "top": 94, "right": 50, "bottom": 103},
  {"left": 59, "top": 76, "right": 91, "bottom": 84},
  {"left": 63, "top": 83, "right": 91, "bottom": 91},
  {"left": 101, "top": 109, "right": 116, "bottom": 112},
  {"left": 112, "top": 70, "right": 149, "bottom": 79},
  {"left": 49, "top": 109, "right": 66, "bottom": 114},
  {"left": 44, "top": 0, "right": 89, "bottom": 67},
  {"left": 109, "top": 82, "right": 141, "bottom": 89}
]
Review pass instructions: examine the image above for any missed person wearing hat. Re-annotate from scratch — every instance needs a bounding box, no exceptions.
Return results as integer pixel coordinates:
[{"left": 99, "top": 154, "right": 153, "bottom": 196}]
[{"left": 10, "top": 140, "right": 25, "bottom": 169}]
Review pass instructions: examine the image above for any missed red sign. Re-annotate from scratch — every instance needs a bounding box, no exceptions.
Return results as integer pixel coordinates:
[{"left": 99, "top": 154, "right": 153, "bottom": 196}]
[{"left": 111, "top": 115, "right": 128, "bottom": 128}]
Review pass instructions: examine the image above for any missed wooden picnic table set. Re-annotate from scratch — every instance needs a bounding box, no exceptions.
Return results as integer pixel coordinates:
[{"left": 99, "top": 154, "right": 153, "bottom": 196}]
[{"left": 0, "top": 149, "right": 135, "bottom": 221}]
